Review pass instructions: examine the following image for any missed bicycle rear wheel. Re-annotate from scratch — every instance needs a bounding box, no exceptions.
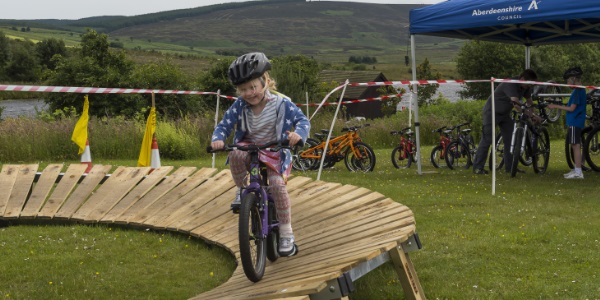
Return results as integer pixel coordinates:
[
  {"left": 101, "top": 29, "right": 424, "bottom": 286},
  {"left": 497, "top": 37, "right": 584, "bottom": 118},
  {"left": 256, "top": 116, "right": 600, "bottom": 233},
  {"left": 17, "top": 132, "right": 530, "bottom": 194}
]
[
  {"left": 345, "top": 142, "right": 376, "bottom": 172},
  {"left": 546, "top": 85, "right": 563, "bottom": 123},
  {"left": 292, "top": 138, "right": 318, "bottom": 171},
  {"left": 238, "top": 193, "right": 266, "bottom": 282},
  {"left": 391, "top": 145, "right": 411, "bottom": 169},
  {"left": 584, "top": 127, "right": 600, "bottom": 171},
  {"left": 532, "top": 127, "right": 550, "bottom": 174},
  {"left": 510, "top": 127, "right": 524, "bottom": 177},
  {"left": 266, "top": 201, "right": 279, "bottom": 262},
  {"left": 445, "top": 141, "right": 472, "bottom": 170}
]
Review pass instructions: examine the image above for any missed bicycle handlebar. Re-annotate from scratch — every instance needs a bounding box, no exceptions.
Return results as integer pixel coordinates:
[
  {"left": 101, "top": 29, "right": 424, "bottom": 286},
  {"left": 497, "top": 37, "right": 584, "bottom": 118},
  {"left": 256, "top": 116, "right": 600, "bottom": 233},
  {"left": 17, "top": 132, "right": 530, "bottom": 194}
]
[
  {"left": 341, "top": 123, "right": 370, "bottom": 132},
  {"left": 207, "top": 140, "right": 303, "bottom": 153}
]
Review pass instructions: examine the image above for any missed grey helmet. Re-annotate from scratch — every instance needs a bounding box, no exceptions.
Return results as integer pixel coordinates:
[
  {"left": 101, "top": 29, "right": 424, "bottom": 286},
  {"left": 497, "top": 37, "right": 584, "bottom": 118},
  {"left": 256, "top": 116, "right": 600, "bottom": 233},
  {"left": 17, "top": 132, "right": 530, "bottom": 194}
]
[{"left": 228, "top": 52, "right": 272, "bottom": 85}]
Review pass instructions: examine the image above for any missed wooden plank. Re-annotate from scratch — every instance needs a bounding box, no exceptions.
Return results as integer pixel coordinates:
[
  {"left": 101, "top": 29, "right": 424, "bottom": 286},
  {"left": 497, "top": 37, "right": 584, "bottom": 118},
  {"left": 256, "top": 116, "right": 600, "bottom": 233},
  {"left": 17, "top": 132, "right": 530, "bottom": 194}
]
[
  {"left": 146, "top": 169, "right": 234, "bottom": 229},
  {"left": 3, "top": 164, "right": 38, "bottom": 219},
  {"left": 100, "top": 166, "right": 173, "bottom": 223},
  {"left": 20, "top": 164, "right": 64, "bottom": 218},
  {"left": 115, "top": 166, "right": 197, "bottom": 224},
  {"left": 53, "top": 165, "right": 112, "bottom": 220},
  {"left": 127, "top": 167, "right": 217, "bottom": 226},
  {"left": 71, "top": 166, "right": 150, "bottom": 222},
  {"left": 37, "top": 164, "right": 88, "bottom": 219},
  {"left": 390, "top": 244, "right": 426, "bottom": 300},
  {"left": 0, "top": 165, "right": 20, "bottom": 217},
  {"left": 174, "top": 187, "right": 236, "bottom": 233}
]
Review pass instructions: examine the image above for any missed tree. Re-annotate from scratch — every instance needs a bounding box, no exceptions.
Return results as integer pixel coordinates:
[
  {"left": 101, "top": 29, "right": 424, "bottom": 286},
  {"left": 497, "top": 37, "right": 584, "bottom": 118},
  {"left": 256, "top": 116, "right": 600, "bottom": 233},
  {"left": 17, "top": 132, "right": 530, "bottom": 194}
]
[
  {"left": 36, "top": 38, "right": 67, "bottom": 70},
  {"left": 531, "top": 44, "right": 600, "bottom": 84},
  {"left": 456, "top": 41, "right": 523, "bottom": 100},
  {"left": 411, "top": 58, "right": 441, "bottom": 106},
  {"left": 196, "top": 58, "right": 236, "bottom": 110},
  {"left": 5, "top": 40, "right": 39, "bottom": 82},
  {"left": 44, "top": 29, "right": 138, "bottom": 117},
  {"left": 0, "top": 31, "right": 10, "bottom": 77},
  {"left": 271, "top": 54, "right": 321, "bottom": 104}
]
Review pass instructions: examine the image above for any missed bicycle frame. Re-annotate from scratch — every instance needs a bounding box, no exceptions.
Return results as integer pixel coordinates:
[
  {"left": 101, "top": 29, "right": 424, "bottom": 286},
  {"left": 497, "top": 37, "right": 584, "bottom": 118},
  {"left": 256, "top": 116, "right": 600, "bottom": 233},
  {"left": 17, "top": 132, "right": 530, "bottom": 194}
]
[
  {"left": 300, "top": 126, "right": 365, "bottom": 161},
  {"left": 243, "top": 151, "right": 276, "bottom": 239}
]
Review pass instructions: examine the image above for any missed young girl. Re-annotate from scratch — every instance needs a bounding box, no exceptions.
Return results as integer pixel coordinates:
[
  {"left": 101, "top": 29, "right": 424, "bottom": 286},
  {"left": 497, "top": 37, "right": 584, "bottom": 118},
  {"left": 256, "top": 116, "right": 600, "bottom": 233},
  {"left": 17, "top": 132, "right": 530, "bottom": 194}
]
[
  {"left": 548, "top": 67, "right": 587, "bottom": 179},
  {"left": 210, "top": 52, "right": 310, "bottom": 256}
]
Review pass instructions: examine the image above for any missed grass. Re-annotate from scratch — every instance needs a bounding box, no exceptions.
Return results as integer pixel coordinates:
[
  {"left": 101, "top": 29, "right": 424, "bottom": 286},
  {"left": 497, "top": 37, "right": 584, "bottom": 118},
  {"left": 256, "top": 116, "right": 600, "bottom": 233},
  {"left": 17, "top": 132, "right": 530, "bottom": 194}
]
[{"left": 2, "top": 140, "right": 599, "bottom": 298}]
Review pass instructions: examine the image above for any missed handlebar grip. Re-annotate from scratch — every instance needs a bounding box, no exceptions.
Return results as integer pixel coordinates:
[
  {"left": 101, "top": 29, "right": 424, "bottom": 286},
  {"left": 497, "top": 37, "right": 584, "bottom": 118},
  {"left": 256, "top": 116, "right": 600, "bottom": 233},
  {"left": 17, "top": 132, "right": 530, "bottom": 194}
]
[{"left": 206, "top": 146, "right": 214, "bottom": 153}]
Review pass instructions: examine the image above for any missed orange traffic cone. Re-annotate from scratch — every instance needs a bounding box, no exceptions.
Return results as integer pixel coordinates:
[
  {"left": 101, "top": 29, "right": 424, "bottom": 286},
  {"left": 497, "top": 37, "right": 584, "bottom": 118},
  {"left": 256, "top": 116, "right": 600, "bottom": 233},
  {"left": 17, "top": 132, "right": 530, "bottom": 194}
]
[
  {"left": 150, "top": 136, "right": 161, "bottom": 171},
  {"left": 81, "top": 139, "right": 93, "bottom": 173}
]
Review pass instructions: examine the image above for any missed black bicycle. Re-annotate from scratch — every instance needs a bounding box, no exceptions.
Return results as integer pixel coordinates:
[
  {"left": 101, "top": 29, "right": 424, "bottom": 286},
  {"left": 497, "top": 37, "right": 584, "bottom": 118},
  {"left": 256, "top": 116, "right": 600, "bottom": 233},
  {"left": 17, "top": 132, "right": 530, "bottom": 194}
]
[
  {"left": 582, "top": 89, "right": 600, "bottom": 171},
  {"left": 509, "top": 101, "right": 551, "bottom": 177},
  {"left": 444, "top": 122, "right": 474, "bottom": 170}
]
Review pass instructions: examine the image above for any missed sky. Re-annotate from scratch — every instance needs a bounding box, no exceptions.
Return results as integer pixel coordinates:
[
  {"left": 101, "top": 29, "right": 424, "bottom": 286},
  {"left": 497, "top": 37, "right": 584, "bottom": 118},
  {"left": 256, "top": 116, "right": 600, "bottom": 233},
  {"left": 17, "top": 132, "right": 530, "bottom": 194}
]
[{"left": 0, "top": 0, "right": 444, "bottom": 20}]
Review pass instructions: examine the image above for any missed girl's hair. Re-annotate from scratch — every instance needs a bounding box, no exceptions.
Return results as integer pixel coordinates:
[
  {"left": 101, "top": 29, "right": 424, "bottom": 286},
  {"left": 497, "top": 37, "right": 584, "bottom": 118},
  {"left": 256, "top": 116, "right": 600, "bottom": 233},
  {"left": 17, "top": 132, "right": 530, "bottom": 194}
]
[{"left": 235, "top": 71, "right": 278, "bottom": 95}]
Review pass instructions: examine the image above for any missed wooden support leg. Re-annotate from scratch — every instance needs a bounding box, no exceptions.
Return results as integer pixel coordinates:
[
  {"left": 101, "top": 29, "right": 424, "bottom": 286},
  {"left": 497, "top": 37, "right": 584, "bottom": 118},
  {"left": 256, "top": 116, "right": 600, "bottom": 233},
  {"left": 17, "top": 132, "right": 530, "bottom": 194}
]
[{"left": 389, "top": 244, "right": 426, "bottom": 300}]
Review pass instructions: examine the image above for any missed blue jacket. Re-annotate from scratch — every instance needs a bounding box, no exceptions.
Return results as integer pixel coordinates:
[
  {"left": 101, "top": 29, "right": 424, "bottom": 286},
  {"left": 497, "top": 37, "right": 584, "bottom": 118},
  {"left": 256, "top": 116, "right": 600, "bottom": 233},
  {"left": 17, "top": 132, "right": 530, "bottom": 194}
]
[{"left": 211, "top": 91, "right": 311, "bottom": 175}]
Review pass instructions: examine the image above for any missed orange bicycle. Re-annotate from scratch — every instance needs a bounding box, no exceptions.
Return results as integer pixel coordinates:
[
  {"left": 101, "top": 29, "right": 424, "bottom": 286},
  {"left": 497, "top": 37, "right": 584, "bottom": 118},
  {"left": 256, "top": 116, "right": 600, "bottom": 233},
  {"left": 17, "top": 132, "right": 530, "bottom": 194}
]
[{"left": 294, "top": 124, "right": 376, "bottom": 172}]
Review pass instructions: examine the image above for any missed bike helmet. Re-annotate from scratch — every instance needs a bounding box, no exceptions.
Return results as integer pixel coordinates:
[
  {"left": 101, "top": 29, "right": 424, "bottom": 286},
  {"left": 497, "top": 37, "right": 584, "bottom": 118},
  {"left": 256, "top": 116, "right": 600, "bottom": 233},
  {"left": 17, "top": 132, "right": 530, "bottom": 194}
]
[
  {"left": 228, "top": 52, "right": 272, "bottom": 85},
  {"left": 563, "top": 67, "right": 583, "bottom": 79}
]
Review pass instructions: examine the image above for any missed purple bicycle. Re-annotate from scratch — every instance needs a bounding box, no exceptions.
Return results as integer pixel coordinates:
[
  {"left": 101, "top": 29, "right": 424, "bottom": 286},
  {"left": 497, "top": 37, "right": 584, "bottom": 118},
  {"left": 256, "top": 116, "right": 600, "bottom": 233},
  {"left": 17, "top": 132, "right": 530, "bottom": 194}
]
[{"left": 207, "top": 140, "right": 299, "bottom": 282}]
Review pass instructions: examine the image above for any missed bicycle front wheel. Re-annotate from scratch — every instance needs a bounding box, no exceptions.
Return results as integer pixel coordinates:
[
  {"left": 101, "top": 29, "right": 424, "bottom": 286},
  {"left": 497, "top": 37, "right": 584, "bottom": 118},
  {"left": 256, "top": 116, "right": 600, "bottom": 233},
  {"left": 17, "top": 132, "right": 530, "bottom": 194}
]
[
  {"left": 292, "top": 138, "right": 318, "bottom": 171},
  {"left": 510, "top": 127, "right": 524, "bottom": 177},
  {"left": 532, "top": 127, "right": 550, "bottom": 174},
  {"left": 488, "top": 133, "right": 504, "bottom": 171},
  {"left": 238, "top": 193, "right": 266, "bottom": 282},
  {"left": 584, "top": 127, "right": 600, "bottom": 172},
  {"left": 345, "top": 142, "right": 376, "bottom": 172},
  {"left": 391, "top": 145, "right": 410, "bottom": 169},
  {"left": 445, "top": 141, "right": 472, "bottom": 170},
  {"left": 430, "top": 145, "right": 445, "bottom": 168}
]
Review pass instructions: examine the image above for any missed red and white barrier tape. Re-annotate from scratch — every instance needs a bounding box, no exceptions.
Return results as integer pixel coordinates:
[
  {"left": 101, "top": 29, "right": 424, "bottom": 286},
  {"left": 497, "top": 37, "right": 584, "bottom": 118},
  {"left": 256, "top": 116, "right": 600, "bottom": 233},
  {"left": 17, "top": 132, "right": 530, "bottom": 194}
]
[
  {"left": 348, "top": 79, "right": 490, "bottom": 87},
  {"left": 0, "top": 84, "right": 221, "bottom": 95}
]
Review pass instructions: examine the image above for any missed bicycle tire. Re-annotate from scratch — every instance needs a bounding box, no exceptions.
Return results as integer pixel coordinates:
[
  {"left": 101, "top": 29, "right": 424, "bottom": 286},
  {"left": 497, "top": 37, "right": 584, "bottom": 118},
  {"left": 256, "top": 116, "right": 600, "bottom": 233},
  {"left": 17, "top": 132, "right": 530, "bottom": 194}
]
[
  {"left": 445, "top": 141, "right": 471, "bottom": 170},
  {"left": 510, "top": 127, "right": 524, "bottom": 177},
  {"left": 238, "top": 193, "right": 266, "bottom": 282},
  {"left": 266, "top": 202, "right": 279, "bottom": 262},
  {"left": 566, "top": 126, "right": 591, "bottom": 171},
  {"left": 583, "top": 126, "right": 600, "bottom": 172},
  {"left": 488, "top": 133, "right": 504, "bottom": 171},
  {"left": 291, "top": 139, "right": 317, "bottom": 171},
  {"left": 520, "top": 130, "right": 533, "bottom": 167},
  {"left": 532, "top": 127, "right": 550, "bottom": 174},
  {"left": 345, "top": 142, "right": 376, "bottom": 172},
  {"left": 391, "top": 145, "right": 410, "bottom": 169},
  {"left": 546, "top": 85, "right": 563, "bottom": 123},
  {"left": 430, "top": 145, "right": 445, "bottom": 168}
]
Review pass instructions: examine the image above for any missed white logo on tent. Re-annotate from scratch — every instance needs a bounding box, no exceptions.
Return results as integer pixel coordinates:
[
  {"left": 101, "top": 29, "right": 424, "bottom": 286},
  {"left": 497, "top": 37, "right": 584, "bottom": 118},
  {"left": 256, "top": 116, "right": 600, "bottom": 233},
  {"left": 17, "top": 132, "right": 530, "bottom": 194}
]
[{"left": 528, "top": 0, "right": 540, "bottom": 10}]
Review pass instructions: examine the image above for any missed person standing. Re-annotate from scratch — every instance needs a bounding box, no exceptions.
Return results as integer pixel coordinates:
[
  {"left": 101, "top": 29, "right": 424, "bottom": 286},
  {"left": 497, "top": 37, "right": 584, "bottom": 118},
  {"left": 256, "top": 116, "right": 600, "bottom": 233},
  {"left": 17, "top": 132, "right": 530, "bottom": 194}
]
[
  {"left": 548, "top": 67, "right": 587, "bottom": 179},
  {"left": 472, "top": 69, "right": 538, "bottom": 174}
]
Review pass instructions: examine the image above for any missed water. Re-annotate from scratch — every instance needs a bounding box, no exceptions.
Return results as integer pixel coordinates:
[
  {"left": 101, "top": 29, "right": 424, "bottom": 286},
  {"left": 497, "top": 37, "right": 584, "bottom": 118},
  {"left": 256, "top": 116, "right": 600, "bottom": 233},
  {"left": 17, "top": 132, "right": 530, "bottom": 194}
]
[{"left": 0, "top": 99, "right": 48, "bottom": 118}]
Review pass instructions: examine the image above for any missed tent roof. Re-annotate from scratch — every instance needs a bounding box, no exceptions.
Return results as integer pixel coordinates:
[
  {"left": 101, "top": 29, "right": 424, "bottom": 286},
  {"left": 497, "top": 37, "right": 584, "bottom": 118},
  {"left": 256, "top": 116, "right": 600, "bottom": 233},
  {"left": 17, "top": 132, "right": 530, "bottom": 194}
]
[{"left": 409, "top": 0, "right": 600, "bottom": 45}]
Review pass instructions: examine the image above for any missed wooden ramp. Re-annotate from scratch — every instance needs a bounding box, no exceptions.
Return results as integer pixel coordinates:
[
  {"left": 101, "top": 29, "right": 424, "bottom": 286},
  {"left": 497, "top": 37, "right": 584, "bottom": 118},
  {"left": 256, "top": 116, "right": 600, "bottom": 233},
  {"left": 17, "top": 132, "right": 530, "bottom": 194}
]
[{"left": 0, "top": 164, "right": 425, "bottom": 300}]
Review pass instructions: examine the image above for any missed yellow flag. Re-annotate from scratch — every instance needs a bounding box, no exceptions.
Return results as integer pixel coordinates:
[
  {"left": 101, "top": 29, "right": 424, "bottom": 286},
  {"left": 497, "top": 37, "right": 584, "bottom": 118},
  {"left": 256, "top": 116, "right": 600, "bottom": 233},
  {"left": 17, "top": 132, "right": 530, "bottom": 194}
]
[
  {"left": 137, "top": 107, "right": 156, "bottom": 167},
  {"left": 71, "top": 95, "right": 89, "bottom": 155}
]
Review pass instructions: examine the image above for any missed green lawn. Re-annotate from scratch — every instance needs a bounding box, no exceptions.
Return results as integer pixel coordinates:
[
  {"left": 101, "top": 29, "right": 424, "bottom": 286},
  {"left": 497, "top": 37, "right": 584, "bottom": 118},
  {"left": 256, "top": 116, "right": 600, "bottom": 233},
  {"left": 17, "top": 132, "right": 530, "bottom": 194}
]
[{"left": 1, "top": 140, "right": 600, "bottom": 298}]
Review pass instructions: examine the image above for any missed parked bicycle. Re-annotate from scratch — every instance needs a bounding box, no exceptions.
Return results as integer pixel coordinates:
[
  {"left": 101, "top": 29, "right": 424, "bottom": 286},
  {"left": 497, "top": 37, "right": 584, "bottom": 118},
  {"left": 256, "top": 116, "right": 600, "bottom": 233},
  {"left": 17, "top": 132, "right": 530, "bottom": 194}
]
[
  {"left": 207, "top": 140, "right": 299, "bottom": 282},
  {"left": 294, "top": 124, "right": 376, "bottom": 172},
  {"left": 444, "top": 122, "right": 474, "bottom": 170},
  {"left": 508, "top": 101, "right": 551, "bottom": 177},
  {"left": 390, "top": 127, "right": 417, "bottom": 169},
  {"left": 582, "top": 89, "right": 600, "bottom": 171},
  {"left": 532, "top": 80, "right": 567, "bottom": 123},
  {"left": 430, "top": 126, "right": 453, "bottom": 168}
]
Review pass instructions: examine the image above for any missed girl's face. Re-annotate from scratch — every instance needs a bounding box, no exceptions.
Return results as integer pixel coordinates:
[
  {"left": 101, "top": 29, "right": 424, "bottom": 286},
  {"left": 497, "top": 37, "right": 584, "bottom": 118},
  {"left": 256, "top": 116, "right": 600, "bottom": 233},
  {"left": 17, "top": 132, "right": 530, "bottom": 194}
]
[{"left": 237, "top": 78, "right": 266, "bottom": 105}]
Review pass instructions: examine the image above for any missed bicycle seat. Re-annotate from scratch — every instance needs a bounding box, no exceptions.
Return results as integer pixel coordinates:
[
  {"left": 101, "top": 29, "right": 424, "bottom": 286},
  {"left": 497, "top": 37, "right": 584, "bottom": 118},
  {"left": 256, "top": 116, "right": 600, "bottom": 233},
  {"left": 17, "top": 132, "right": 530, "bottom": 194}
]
[
  {"left": 461, "top": 128, "right": 472, "bottom": 134},
  {"left": 314, "top": 133, "right": 327, "bottom": 139}
]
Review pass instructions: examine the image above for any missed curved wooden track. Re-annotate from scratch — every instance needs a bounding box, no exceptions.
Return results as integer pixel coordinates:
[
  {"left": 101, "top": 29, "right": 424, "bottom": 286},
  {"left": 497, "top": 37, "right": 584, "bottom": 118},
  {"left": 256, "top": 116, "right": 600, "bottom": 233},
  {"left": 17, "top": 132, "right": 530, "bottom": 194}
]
[{"left": 0, "top": 164, "right": 425, "bottom": 300}]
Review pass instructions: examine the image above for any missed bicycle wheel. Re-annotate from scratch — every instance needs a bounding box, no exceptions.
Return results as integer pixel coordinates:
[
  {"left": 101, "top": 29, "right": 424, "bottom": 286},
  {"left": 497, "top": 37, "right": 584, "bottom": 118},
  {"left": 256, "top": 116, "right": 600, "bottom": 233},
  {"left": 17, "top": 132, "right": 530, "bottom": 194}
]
[
  {"left": 430, "top": 145, "right": 446, "bottom": 168},
  {"left": 238, "top": 193, "right": 266, "bottom": 282},
  {"left": 345, "top": 142, "right": 376, "bottom": 172},
  {"left": 488, "top": 133, "right": 504, "bottom": 171},
  {"left": 391, "top": 145, "right": 411, "bottom": 169},
  {"left": 445, "top": 141, "right": 471, "bottom": 170},
  {"left": 266, "top": 202, "right": 279, "bottom": 262},
  {"left": 584, "top": 127, "right": 600, "bottom": 172},
  {"left": 292, "top": 138, "right": 318, "bottom": 171},
  {"left": 532, "top": 127, "right": 550, "bottom": 174},
  {"left": 566, "top": 126, "right": 591, "bottom": 171},
  {"left": 510, "top": 127, "right": 524, "bottom": 177},
  {"left": 546, "top": 85, "right": 563, "bottom": 123}
]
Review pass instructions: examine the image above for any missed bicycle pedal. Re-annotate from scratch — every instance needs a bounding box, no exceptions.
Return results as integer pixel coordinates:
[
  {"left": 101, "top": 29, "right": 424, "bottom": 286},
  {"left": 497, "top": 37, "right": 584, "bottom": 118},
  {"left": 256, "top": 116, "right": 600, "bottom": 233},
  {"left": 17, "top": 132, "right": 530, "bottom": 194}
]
[{"left": 230, "top": 204, "right": 240, "bottom": 214}]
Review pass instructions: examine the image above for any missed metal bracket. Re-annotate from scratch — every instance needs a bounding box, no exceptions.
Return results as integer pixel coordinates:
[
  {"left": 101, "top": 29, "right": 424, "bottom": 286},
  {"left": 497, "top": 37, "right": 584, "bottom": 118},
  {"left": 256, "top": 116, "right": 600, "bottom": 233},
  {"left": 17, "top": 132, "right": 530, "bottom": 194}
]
[
  {"left": 401, "top": 233, "right": 422, "bottom": 253},
  {"left": 309, "top": 272, "right": 354, "bottom": 300}
]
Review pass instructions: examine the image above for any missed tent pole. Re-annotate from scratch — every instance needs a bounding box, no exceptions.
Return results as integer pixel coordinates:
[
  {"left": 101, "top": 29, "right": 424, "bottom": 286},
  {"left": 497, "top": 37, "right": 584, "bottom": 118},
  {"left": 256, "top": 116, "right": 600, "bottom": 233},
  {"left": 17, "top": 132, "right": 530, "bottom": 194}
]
[
  {"left": 525, "top": 46, "right": 531, "bottom": 69},
  {"left": 410, "top": 34, "right": 422, "bottom": 175}
]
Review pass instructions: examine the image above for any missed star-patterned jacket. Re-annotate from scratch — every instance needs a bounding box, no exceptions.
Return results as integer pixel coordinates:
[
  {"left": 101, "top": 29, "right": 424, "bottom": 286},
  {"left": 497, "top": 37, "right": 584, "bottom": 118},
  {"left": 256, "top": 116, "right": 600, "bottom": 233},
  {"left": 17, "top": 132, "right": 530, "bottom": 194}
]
[{"left": 211, "top": 91, "right": 311, "bottom": 175}]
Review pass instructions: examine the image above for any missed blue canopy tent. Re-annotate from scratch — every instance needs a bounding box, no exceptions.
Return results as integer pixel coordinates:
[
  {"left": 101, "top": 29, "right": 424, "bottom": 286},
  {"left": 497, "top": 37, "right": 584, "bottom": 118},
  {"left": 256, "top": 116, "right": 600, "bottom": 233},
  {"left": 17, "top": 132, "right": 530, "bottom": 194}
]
[{"left": 407, "top": 0, "right": 600, "bottom": 178}]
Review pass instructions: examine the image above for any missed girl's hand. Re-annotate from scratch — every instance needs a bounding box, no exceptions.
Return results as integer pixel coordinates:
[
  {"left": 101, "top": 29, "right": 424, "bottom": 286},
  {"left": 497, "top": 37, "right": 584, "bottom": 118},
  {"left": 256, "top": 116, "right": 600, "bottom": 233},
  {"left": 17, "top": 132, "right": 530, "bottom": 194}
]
[
  {"left": 211, "top": 140, "right": 224, "bottom": 150},
  {"left": 286, "top": 131, "right": 301, "bottom": 147}
]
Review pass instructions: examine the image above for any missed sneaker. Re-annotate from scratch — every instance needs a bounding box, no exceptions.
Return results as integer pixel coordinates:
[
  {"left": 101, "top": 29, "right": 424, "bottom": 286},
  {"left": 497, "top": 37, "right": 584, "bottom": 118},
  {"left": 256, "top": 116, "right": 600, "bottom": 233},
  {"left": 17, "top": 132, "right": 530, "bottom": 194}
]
[
  {"left": 565, "top": 172, "right": 584, "bottom": 179},
  {"left": 231, "top": 188, "right": 242, "bottom": 213},
  {"left": 473, "top": 168, "right": 488, "bottom": 175},
  {"left": 278, "top": 235, "right": 298, "bottom": 257},
  {"left": 563, "top": 170, "right": 576, "bottom": 178}
]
